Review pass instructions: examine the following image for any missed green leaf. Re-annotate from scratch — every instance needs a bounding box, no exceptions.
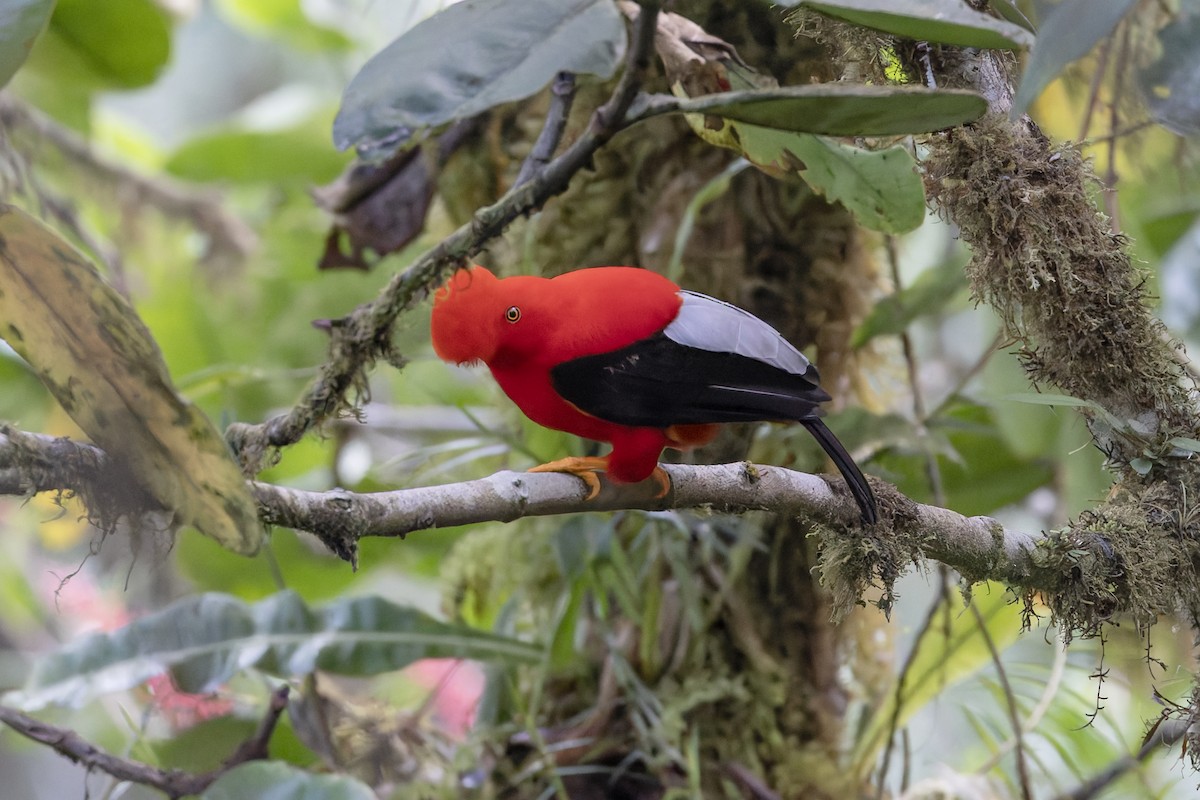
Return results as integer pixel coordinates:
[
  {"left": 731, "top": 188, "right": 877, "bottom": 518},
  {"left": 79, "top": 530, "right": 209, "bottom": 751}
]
[
  {"left": 167, "top": 117, "right": 351, "bottom": 185},
  {"left": 1130, "top": 457, "right": 1153, "bottom": 476},
  {"left": 1002, "top": 391, "right": 1128, "bottom": 433},
  {"left": 853, "top": 257, "right": 969, "bottom": 348},
  {"left": 215, "top": 0, "right": 352, "bottom": 52},
  {"left": 797, "top": 0, "right": 1033, "bottom": 50},
  {"left": 874, "top": 401, "right": 1054, "bottom": 515},
  {"left": 987, "top": 0, "right": 1035, "bottom": 33},
  {"left": 1137, "top": 12, "right": 1200, "bottom": 136},
  {"left": 1002, "top": 392, "right": 1095, "bottom": 409},
  {"left": 0, "top": 205, "right": 262, "bottom": 555},
  {"left": 667, "top": 85, "right": 988, "bottom": 136},
  {"left": 1011, "top": 0, "right": 1137, "bottom": 118},
  {"left": 1140, "top": 204, "right": 1200, "bottom": 258},
  {"left": 334, "top": 0, "right": 626, "bottom": 159},
  {"left": 145, "top": 715, "right": 260, "bottom": 772},
  {"left": 1168, "top": 436, "right": 1200, "bottom": 454},
  {"left": 42, "top": 0, "right": 171, "bottom": 89},
  {"left": 201, "top": 762, "right": 374, "bottom": 800},
  {"left": 738, "top": 127, "right": 925, "bottom": 233},
  {"left": 666, "top": 160, "right": 748, "bottom": 282},
  {"left": 8, "top": 590, "right": 540, "bottom": 710},
  {"left": 850, "top": 585, "right": 1023, "bottom": 777},
  {"left": 0, "top": 0, "right": 54, "bottom": 89}
]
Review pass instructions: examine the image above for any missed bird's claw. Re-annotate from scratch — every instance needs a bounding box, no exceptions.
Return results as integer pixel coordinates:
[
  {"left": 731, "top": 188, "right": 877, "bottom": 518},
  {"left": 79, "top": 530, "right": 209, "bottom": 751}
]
[
  {"left": 649, "top": 466, "right": 671, "bottom": 499},
  {"left": 528, "top": 458, "right": 671, "bottom": 501},
  {"left": 528, "top": 456, "right": 608, "bottom": 500}
]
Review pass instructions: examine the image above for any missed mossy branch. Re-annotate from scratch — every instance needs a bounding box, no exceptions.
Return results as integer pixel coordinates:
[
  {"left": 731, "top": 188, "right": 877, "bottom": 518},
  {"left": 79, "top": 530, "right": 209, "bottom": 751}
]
[
  {"left": 921, "top": 48, "right": 1200, "bottom": 640},
  {"left": 925, "top": 51, "right": 1200, "bottom": 461}
]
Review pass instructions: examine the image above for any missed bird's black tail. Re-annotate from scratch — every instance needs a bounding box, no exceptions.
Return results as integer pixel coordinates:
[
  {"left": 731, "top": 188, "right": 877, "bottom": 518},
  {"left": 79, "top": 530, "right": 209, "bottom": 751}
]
[{"left": 801, "top": 418, "right": 877, "bottom": 524}]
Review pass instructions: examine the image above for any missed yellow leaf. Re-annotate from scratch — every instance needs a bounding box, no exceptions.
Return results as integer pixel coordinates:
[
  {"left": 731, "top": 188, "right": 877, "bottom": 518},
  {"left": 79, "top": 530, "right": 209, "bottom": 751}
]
[{"left": 0, "top": 204, "right": 261, "bottom": 555}]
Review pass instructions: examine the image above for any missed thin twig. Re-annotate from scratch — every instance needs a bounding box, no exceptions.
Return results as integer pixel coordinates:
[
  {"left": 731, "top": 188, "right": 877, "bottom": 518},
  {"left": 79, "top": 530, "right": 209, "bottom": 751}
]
[
  {"left": 1053, "top": 718, "right": 1190, "bottom": 800},
  {"left": 973, "top": 642, "right": 1067, "bottom": 774},
  {"left": 1103, "top": 20, "right": 1131, "bottom": 234},
  {"left": 885, "top": 235, "right": 945, "bottom": 505},
  {"left": 1077, "top": 34, "right": 1113, "bottom": 142},
  {"left": 515, "top": 72, "right": 578, "bottom": 186},
  {"left": 878, "top": 236, "right": 954, "bottom": 798},
  {"left": 225, "top": 2, "right": 663, "bottom": 472},
  {"left": 0, "top": 686, "right": 290, "bottom": 799},
  {"left": 968, "top": 601, "right": 1033, "bottom": 800},
  {"left": 928, "top": 329, "right": 1006, "bottom": 421},
  {"left": 874, "top": 581, "right": 954, "bottom": 798}
]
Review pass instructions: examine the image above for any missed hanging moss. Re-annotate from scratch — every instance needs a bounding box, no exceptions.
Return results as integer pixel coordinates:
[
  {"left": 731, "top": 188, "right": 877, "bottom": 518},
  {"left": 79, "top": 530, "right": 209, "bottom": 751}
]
[{"left": 1027, "top": 479, "right": 1200, "bottom": 640}]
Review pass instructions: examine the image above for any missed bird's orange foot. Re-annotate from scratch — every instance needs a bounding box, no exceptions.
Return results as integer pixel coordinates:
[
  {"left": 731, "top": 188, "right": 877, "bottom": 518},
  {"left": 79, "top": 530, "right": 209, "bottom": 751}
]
[
  {"left": 648, "top": 465, "right": 671, "bottom": 499},
  {"left": 528, "top": 456, "right": 609, "bottom": 500}
]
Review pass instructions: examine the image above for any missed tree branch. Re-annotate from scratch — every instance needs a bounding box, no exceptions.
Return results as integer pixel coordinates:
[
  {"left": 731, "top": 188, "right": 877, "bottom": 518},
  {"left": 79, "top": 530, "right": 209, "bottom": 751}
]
[
  {"left": 923, "top": 45, "right": 1200, "bottom": 638},
  {"left": 515, "top": 71, "right": 577, "bottom": 186},
  {"left": 225, "top": 1, "right": 663, "bottom": 472},
  {"left": 0, "top": 686, "right": 290, "bottom": 799},
  {"left": 0, "top": 426, "right": 1043, "bottom": 585},
  {"left": 256, "top": 464, "right": 1041, "bottom": 582}
]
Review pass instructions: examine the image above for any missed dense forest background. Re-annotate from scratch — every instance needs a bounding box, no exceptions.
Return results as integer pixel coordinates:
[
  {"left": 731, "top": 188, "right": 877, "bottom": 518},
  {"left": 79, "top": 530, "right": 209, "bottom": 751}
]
[{"left": 2, "top": 1, "right": 1200, "bottom": 798}]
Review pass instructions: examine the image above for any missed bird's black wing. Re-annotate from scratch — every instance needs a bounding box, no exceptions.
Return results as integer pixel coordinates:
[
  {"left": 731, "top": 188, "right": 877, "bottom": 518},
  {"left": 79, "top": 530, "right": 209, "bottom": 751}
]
[{"left": 549, "top": 331, "right": 829, "bottom": 427}]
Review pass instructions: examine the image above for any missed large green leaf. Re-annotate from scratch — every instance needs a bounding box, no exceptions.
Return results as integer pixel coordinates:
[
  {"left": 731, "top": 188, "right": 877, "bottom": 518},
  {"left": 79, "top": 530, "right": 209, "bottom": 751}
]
[
  {"left": 778, "top": 134, "right": 925, "bottom": 233},
  {"left": 1137, "top": 12, "right": 1200, "bottom": 136},
  {"left": 202, "top": 762, "right": 374, "bottom": 800},
  {"left": 167, "top": 117, "right": 351, "bottom": 185},
  {"left": 215, "top": 0, "right": 352, "bottom": 52},
  {"left": 1011, "top": 0, "right": 1137, "bottom": 118},
  {"left": 334, "top": 0, "right": 626, "bottom": 159},
  {"left": 14, "top": 0, "right": 170, "bottom": 125},
  {"left": 0, "top": 0, "right": 54, "bottom": 89},
  {"left": 663, "top": 85, "right": 988, "bottom": 136},
  {"left": 664, "top": 36, "right": 927, "bottom": 233},
  {"left": 695, "top": 120, "right": 925, "bottom": 233},
  {"left": 796, "top": 0, "right": 1033, "bottom": 50},
  {"left": 41, "top": 0, "right": 171, "bottom": 89},
  {"left": 8, "top": 590, "right": 539, "bottom": 710}
]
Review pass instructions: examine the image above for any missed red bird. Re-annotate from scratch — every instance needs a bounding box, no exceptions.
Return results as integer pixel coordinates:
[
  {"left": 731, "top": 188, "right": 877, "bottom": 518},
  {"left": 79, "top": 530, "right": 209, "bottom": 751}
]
[{"left": 430, "top": 265, "right": 877, "bottom": 524}]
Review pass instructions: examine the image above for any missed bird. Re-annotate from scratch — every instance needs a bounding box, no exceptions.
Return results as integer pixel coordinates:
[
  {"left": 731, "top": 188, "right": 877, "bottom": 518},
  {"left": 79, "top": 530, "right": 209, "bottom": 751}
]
[{"left": 430, "top": 265, "right": 877, "bottom": 524}]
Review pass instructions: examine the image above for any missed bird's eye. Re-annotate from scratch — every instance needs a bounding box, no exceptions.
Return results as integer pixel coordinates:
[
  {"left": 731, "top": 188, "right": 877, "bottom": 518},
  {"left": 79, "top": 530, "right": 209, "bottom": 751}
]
[{"left": 505, "top": 306, "right": 521, "bottom": 323}]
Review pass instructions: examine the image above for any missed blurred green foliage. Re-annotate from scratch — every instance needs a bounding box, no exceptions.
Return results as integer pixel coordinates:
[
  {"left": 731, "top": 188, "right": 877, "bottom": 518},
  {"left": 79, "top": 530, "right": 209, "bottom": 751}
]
[{"left": 0, "top": 0, "right": 1197, "bottom": 798}]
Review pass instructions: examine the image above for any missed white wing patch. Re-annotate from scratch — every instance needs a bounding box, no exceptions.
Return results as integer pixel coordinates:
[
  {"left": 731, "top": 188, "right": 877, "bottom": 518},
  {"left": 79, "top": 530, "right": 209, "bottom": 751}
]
[{"left": 663, "top": 291, "right": 815, "bottom": 377}]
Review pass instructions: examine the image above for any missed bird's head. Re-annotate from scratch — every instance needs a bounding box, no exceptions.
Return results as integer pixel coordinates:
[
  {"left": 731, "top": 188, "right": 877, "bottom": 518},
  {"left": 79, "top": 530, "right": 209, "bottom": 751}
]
[{"left": 431, "top": 265, "right": 511, "bottom": 365}]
